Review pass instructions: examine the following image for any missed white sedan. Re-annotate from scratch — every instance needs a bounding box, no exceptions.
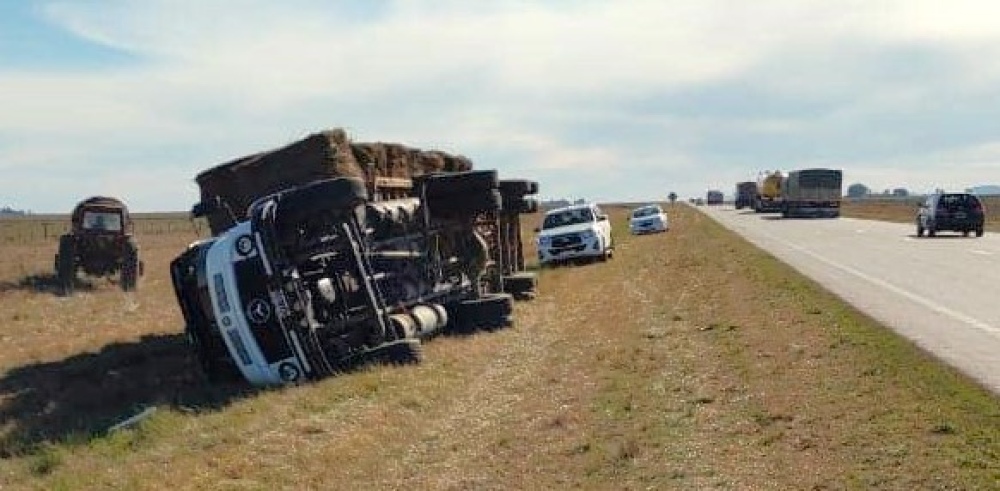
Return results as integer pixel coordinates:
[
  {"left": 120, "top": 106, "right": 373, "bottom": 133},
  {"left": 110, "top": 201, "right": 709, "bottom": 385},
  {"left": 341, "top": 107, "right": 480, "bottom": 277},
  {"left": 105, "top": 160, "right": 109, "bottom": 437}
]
[{"left": 629, "top": 204, "right": 669, "bottom": 234}]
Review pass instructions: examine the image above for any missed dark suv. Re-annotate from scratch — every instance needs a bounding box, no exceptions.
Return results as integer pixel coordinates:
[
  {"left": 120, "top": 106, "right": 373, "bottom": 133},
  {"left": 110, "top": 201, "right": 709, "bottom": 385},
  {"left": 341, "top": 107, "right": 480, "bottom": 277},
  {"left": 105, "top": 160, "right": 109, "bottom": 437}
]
[{"left": 916, "top": 193, "right": 985, "bottom": 237}]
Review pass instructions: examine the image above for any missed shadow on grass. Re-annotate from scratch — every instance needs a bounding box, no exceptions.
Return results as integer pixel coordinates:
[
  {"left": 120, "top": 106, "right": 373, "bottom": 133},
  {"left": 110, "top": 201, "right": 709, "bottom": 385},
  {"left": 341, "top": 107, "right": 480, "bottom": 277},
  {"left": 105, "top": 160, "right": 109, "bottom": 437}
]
[
  {"left": 0, "top": 333, "right": 256, "bottom": 457},
  {"left": 0, "top": 273, "right": 97, "bottom": 296}
]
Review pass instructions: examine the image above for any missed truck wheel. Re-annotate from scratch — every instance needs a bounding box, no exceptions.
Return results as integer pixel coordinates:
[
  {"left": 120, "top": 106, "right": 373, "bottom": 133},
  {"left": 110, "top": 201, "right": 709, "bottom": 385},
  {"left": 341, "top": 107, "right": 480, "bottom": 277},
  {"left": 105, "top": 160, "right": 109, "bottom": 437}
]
[
  {"left": 928, "top": 227, "right": 937, "bottom": 238},
  {"left": 420, "top": 170, "right": 498, "bottom": 198},
  {"left": 57, "top": 235, "right": 76, "bottom": 295},
  {"left": 505, "top": 196, "right": 538, "bottom": 214},
  {"left": 366, "top": 338, "right": 424, "bottom": 365},
  {"left": 428, "top": 189, "right": 502, "bottom": 215},
  {"left": 502, "top": 272, "right": 537, "bottom": 300},
  {"left": 498, "top": 179, "right": 539, "bottom": 196},
  {"left": 120, "top": 239, "right": 140, "bottom": 292},
  {"left": 917, "top": 225, "right": 924, "bottom": 237},
  {"left": 276, "top": 177, "right": 368, "bottom": 223},
  {"left": 448, "top": 293, "right": 514, "bottom": 333},
  {"left": 976, "top": 226, "right": 984, "bottom": 237}
]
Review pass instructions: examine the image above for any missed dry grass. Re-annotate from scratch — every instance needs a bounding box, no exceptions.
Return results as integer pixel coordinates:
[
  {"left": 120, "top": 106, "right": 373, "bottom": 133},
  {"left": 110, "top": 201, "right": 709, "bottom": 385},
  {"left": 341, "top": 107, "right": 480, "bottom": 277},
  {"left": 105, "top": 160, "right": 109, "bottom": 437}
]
[
  {"left": 842, "top": 196, "right": 1000, "bottom": 231},
  {"left": 0, "top": 205, "right": 997, "bottom": 489}
]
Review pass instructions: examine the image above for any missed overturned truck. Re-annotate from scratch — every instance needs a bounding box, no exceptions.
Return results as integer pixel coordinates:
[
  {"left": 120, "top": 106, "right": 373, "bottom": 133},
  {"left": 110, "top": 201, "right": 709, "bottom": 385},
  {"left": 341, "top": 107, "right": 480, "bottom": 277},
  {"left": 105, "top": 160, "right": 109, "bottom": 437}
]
[{"left": 170, "top": 129, "right": 540, "bottom": 385}]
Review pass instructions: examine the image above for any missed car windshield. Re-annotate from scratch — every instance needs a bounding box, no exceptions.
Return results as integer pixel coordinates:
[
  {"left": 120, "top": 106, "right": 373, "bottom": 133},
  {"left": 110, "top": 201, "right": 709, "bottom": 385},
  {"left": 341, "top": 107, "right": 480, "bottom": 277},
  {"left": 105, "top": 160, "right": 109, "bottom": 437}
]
[
  {"left": 631, "top": 206, "right": 661, "bottom": 219},
  {"left": 938, "top": 194, "right": 980, "bottom": 211},
  {"left": 542, "top": 208, "right": 594, "bottom": 230},
  {"left": 82, "top": 211, "right": 123, "bottom": 231}
]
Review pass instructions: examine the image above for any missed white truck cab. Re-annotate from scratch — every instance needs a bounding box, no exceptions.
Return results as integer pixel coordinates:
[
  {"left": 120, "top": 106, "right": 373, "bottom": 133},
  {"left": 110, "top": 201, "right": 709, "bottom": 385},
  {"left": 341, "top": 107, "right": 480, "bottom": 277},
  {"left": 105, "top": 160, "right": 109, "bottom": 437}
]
[{"left": 535, "top": 203, "right": 613, "bottom": 266}]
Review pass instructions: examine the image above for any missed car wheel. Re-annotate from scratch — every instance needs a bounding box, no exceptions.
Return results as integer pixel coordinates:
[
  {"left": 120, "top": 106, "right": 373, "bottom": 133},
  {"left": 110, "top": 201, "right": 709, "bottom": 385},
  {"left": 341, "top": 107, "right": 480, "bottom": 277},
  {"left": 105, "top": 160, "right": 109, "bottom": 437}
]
[
  {"left": 916, "top": 225, "right": 924, "bottom": 237},
  {"left": 976, "top": 226, "right": 985, "bottom": 237},
  {"left": 928, "top": 227, "right": 936, "bottom": 237}
]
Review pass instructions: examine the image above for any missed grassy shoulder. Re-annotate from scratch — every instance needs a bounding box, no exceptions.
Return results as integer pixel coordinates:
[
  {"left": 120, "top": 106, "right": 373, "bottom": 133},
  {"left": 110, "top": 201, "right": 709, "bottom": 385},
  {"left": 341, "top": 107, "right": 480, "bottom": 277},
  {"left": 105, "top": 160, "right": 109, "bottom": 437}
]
[{"left": 0, "top": 205, "right": 998, "bottom": 489}]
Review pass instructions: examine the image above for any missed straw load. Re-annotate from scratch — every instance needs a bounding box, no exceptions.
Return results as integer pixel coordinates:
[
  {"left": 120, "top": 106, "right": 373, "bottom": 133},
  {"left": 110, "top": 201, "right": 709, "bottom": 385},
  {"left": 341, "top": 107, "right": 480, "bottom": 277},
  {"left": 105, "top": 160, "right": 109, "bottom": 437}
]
[{"left": 195, "top": 128, "right": 474, "bottom": 234}]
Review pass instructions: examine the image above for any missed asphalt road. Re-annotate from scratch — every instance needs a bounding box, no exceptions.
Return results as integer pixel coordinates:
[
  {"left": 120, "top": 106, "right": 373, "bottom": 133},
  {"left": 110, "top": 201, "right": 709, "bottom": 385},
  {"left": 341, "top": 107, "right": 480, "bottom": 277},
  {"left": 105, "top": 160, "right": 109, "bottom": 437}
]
[{"left": 699, "top": 205, "right": 1000, "bottom": 395}]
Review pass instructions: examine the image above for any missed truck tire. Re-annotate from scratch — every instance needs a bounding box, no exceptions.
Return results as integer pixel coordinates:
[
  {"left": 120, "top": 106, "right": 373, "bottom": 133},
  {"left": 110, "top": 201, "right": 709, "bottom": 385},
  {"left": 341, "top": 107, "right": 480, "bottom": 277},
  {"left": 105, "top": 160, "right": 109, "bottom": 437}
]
[
  {"left": 120, "top": 239, "right": 140, "bottom": 292},
  {"left": 502, "top": 272, "right": 537, "bottom": 300},
  {"left": 57, "top": 235, "right": 76, "bottom": 295},
  {"left": 499, "top": 179, "right": 539, "bottom": 197},
  {"left": 366, "top": 338, "right": 424, "bottom": 366},
  {"left": 504, "top": 196, "right": 538, "bottom": 214},
  {"left": 276, "top": 177, "right": 368, "bottom": 223},
  {"left": 449, "top": 293, "right": 514, "bottom": 333},
  {"left": 427, "top": 189, "right": 502, "bottom": 216},
  {"left": 420, "top": 170, "right": 498, "bottom": 198}
]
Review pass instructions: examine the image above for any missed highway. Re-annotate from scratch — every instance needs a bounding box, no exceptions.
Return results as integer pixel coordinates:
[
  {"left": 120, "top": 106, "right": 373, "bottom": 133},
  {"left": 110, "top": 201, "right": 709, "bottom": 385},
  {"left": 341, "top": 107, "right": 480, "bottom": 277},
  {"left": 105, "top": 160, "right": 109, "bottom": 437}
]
[{"left": 700, "top": 205, "right": 1000, "bottom": 395}]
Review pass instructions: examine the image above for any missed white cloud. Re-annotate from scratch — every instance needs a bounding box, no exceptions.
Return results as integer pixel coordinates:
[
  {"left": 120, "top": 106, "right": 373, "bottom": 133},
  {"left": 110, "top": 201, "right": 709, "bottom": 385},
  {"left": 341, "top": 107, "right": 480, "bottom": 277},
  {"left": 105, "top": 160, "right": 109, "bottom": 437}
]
[{"left": 2, "top": 1, "right": 1000, "bottom": 211}]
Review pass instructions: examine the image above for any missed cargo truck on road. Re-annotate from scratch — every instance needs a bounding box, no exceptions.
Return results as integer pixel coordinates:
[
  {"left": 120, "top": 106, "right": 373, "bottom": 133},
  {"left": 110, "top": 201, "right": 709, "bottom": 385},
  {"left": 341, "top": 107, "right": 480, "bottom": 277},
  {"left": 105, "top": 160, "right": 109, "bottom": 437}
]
[
  {"left": 754, "top": 171, "right": 785, "bottom": 213},
  {"left": 781, "top": 168, "right": 843, "bottom": 218}
]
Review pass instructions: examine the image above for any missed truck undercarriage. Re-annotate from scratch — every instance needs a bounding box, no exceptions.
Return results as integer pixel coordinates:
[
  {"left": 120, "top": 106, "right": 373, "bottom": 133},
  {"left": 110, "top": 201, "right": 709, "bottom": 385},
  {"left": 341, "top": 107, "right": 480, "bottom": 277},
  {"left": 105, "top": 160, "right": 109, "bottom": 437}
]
[{"left": 172, "top": 167, "right": 537, "bottom": 385}]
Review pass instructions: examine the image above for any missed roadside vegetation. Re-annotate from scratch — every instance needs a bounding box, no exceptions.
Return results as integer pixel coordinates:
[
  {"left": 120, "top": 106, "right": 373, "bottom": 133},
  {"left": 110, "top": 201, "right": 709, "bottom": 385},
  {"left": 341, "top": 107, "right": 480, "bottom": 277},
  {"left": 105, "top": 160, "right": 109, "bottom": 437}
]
[
  {"left": 0, "top": 204, "right": 997, "bottom": 489},
  {"left": 841, "top": 195, "right": 1000, "bottom": 231}
]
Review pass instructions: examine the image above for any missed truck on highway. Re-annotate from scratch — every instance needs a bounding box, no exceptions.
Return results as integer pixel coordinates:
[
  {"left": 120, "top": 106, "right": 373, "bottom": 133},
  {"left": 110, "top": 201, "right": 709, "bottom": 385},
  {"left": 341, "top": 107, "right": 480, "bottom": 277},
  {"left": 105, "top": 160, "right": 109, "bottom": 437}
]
[
  {"left": 754, "top": 171, "right": 784, "bottom": 213},
  {"left": 735, "top": 181, "right": 757, "bottom": 210},
  {"left": 706, "top": 190, "right": 724, "bottom": 205},
  {"left": 781, "top": 168, "right": 843, "bottom": 218}
]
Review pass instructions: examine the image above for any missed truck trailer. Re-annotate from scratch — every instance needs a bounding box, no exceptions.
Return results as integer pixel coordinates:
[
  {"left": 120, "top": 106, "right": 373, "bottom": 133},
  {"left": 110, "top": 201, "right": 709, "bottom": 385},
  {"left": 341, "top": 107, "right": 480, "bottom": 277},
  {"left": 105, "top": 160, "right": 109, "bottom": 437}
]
[
  {"left": 782, "top": 168, "right": 843, "bottom": 218},
  {"left": 735, "top": 181, "right": 757, "bottom": 210}
]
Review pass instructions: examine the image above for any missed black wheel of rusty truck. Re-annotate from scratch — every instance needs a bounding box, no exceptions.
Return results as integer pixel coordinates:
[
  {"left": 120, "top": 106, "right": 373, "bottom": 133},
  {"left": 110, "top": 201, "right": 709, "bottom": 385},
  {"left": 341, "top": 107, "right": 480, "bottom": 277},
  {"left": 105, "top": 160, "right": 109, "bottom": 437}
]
[
  {"left": 120, "top": 238, "right": 140, "bottom": 292},
  {"left": 56, "top": 234, "right": 76, "bottom": 296},
  {"left": 448, "top": 293, "right": 514, "bottom": 333},
  {"left": 498, "top": 179, "right": 539, "bottom": 197}
]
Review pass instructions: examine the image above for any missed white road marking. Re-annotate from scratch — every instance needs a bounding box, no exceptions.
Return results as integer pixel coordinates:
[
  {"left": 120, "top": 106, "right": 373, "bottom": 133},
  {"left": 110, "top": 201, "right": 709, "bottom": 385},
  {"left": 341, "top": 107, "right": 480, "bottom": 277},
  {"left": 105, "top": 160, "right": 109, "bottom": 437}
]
[
  {"left": 757, "top": 229, "right": 1000, "bottom": 338},
  {"left": 970, "top": 250, "right": 993, "bottom": 256}
]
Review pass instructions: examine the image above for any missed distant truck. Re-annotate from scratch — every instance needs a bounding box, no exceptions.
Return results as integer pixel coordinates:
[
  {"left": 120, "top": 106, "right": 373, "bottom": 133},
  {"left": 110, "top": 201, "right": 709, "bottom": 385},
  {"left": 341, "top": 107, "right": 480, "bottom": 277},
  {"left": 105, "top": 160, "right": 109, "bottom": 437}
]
[
  {"left": 754, "top": 171, "right": 784, "bottom": 213},
  {"left": 781, "top": 168, "right": 843, "bottom": 218},
  {"left": 706, "top": 190, "right": 724, "bottom": 205},
  {"left": 734, "top": 181, "right": 757, "bottom": 210}
]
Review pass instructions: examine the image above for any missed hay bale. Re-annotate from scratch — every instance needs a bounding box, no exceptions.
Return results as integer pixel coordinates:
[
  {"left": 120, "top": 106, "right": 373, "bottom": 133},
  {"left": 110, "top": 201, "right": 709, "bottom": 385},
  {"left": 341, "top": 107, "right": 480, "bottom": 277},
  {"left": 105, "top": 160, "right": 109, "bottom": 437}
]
[
  {"left": 196, "top": 129, "right": 362, "bottom": 234},
  {"left": 416, "top": 151, "right": 448, "bottom": 175},
  {"left": 194, "top": 127, "right": 479, "bottom": 234}
]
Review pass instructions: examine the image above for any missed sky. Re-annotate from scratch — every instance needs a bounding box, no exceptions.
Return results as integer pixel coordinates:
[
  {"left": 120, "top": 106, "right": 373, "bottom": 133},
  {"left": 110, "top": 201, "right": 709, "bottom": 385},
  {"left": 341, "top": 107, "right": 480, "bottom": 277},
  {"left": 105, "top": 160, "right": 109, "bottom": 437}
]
[{"left": 3, "top": 0, "right": 1000, "bottom": 212}]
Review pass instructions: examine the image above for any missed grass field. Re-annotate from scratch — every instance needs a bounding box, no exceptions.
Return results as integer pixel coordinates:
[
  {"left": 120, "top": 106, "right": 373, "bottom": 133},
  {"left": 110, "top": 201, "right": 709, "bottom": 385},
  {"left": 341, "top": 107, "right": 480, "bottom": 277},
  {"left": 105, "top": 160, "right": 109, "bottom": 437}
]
[
  {"left": 841, "top": 195, "right": 1000, "bottom": 231},
  {"left": 0, "top": 204, "right": 998, "bottom": 489}
]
